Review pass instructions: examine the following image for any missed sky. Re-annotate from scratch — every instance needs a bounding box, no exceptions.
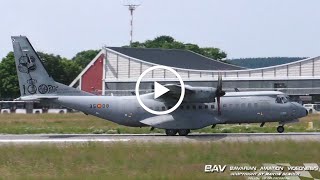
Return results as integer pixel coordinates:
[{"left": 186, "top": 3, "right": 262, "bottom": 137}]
[{"left": 1, "top": 0, "right": 320, "bottom": 59}]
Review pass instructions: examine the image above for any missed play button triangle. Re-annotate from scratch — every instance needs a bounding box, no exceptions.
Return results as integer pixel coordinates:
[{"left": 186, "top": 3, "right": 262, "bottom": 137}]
[{"left": 154, "top": 82, "right": 170, "bottom": 99}]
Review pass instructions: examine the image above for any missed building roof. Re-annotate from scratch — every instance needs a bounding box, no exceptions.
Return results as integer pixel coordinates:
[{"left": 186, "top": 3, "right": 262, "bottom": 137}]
[
  {"left": 108, "top": 47, "right": 244, "bottom": 70},
  {"left": 227, "top": 57, "right": 308, "bottom": 69}
]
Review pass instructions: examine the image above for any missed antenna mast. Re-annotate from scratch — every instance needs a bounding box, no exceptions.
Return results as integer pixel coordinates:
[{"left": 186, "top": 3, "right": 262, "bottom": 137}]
[{"left": 124, "top": 2, "right": 140, "bottom": 46}]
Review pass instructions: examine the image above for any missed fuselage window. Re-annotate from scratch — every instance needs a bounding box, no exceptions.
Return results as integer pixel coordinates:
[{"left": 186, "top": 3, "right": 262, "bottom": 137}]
[
  {"left": 180, "top": 105, "right": 184, "bottom": 110},
  {"left": 254, "top": 103, "right": 258, "bottom": 108},
  {"left": 241, "top": 103, "right": 245, "bottom": 108},
  {"left": 186, "top": 105, "right": 190, "bottom": 110},
  {"left": 162, "top": 106, "right": 166, "bottom": 111},
  {"left": 204, "top": 105, "right": 208, "bottom": 109},
  {"left": 199, "top": 105, "right": 203, "bottom": 109}
]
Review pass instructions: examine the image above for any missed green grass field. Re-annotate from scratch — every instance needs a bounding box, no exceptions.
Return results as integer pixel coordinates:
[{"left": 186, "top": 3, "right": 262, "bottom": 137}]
[
  {"left": 0, "top": 141, "right": 319, "bottom": 179},
  {"left": 0, "top": 113, "right": 318, "bottom": 134}
]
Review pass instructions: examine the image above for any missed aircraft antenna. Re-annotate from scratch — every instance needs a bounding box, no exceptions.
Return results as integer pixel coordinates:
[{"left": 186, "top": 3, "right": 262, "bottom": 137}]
[{"left": 123, "top": 1, "right": 141, "bottom": 46}]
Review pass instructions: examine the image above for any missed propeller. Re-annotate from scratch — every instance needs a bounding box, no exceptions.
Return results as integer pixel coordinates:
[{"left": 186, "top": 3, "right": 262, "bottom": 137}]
[{"left": 215, "top": 74, "right": 226, "bottom": 115}]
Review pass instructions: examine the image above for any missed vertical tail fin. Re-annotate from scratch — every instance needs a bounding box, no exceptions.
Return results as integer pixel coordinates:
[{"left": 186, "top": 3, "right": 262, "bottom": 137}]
[{"left": 11, "top": 36, "right": 92, "bottom": 97}]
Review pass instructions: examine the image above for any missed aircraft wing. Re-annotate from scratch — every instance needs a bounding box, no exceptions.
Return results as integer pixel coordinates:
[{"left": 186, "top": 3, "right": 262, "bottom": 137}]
[
  {"left": 164, "top": 84, "right": 194, "bottom": 99},
  {"left": 140, "top": 113, "right": 216, "bottom": 129}
]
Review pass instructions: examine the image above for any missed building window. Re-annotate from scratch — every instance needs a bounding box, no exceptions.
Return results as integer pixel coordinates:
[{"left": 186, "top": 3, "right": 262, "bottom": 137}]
[
  {"left": 192, "top": 105, "right": 196, "bottom": 109},
  {"left": 211, "top": 105, "right": 215, "bottom": 109},
  {"left": 274, "top": 83, "right": 287, "bottom": 89},
  {"left": 199, "top": 105, "right": 203, "bottom": 109},
  {"left": 204, "top": 105, "right": 208, "bottom": 109}
]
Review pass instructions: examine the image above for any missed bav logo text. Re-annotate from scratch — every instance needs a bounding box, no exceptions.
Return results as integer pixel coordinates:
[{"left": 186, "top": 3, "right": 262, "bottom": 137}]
[{"left": 204, "top": 165, "right": 227, "bottom": 173}]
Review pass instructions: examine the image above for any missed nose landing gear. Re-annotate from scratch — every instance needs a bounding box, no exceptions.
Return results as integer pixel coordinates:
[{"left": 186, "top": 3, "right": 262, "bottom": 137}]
[
  {"left": 277, "top": 126, "right": 285, "bottom": 133},
  {"left": 165, "top": 129, "right": 190, "bottom": 136}
]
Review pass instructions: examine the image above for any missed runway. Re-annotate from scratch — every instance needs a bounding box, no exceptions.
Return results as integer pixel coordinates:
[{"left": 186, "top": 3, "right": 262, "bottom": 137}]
[{"left": 0, "top": 133, "right": 319, "bottom": 144}]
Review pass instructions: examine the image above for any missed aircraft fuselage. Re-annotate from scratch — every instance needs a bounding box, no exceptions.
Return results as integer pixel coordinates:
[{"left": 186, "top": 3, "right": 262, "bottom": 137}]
[{"left": 54, "top": 91, "right": 307, "bottom": 130}]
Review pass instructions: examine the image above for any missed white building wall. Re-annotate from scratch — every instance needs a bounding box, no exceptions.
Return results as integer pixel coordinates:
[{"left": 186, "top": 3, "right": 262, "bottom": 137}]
[
  {"left": 201, "top": 72, "right": 213, "bottom": 79},
  {"left": 263, "top": 69, "right": 274, "bottom": 77},
  {"left": 314, "top": 58, "right": 320, "bottom": 76},
  {"left": 105, "top": 52, "right": 118, "bottom": 79},
  {"left": 117, "top": 56, "right": 129, "bottom": 79},
  {"left": 141, "top": 63, "right": 153, "bottom": 78},
  {"left": 251, "top": 70, "right": 262, "bottom": 77},
  {"left": 153, "top": 69, "right": 165, "bottom": 78},
  {"left": 226, "top": 72, "right": 238, "bottom": 78},
  {"left": 102, "top": 49, "right": 320, "bottom": 82},
  {"left": 288, "top": 64, "right": 300, "bottom": 76},
  {"left": 301, "top": 61, "right": 313, "bottom": 76},
  {"left": 237, "top": 71, "right": 250, "bottom": 77},
  {"left": 189, "top": 71, "right": 201, "bottom": 79},
  {"left": 129, "top": 60, "right": 141, "bottom": 78},
  {"left": 275, "top": 66, "right": 287, "bottom": 76}
]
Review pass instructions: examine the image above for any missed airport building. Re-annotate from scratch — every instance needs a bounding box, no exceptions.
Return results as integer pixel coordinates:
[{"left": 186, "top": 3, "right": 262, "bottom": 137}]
[{"left": 70, "top": 47, "right": 320, "bottom": 103}]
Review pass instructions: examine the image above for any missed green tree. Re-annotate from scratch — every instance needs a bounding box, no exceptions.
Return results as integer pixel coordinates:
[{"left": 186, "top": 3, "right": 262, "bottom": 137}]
[
  {"left": 72, "top": 50, "right": 99, "bottom": 69},
  {"left": 60, "top": 60, "right": 82, "bottom": 85},
  {"left": 0, "top": 52, "right": 20, "bottom": 98},
  {"left": 129, "top": 35, "right": 227, "bottom": 60}
]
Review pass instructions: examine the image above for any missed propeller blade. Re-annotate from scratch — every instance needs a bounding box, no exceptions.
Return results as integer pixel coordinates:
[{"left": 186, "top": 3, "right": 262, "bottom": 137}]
[
  {"left": 215, "top": 74, "right": 225, "bottom": 116},
  {"left": 217, "top": 96, "right": 221, "bottom": 115}
]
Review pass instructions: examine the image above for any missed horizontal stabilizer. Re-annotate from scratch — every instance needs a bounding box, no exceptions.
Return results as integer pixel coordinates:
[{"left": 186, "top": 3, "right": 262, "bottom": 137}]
[{"left": 15, "top": 95, "right": 58, "bottom": 101}]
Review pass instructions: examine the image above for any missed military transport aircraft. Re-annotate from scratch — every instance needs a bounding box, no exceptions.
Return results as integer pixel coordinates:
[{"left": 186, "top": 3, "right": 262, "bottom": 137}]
[{"left": 12, "top": 36, "right": 308, "bottom": 136}]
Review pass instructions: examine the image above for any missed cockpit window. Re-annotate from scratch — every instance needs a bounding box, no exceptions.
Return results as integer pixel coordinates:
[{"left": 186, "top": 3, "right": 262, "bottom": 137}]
[
  {"left": 276, "top": 97, "right": 283, "bottom": 103},
  {"left": 275, "top": 95, "right": 290, "bottom": 104},
  {"left": 281, "top": 97, "right": 288, "bottom": 103}
]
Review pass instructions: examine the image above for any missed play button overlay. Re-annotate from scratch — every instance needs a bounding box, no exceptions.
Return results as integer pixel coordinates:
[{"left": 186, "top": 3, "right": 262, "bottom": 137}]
[
  {"left": 135, "top": 65, "right": 185, "bottom": 115},
  {"left": 154, "top": 82, "right": 169, "bottom": 99}
]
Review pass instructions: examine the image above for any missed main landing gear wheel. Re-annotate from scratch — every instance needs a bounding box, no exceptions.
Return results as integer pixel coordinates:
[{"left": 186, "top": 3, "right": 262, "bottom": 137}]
[
  {"left": 277, "top": 126, "right": 285, "bottom": 133},
  {"left": 165, "top": 129, "right": 178, "bottom": 136},
  {"left": 178, "top": 129, "right": 190, "bottom": 136}
]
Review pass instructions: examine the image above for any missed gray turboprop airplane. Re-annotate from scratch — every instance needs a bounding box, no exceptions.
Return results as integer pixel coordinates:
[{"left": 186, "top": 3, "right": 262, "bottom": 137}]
[{"left": 12, "top": 36, "right": 308, "bottom": 136}]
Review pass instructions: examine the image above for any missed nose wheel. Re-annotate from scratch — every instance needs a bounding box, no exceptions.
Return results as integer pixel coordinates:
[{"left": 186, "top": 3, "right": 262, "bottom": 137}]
[
  {"left": 277, "top": 126, "right": 285, "bottom": 133},
  {"left": 165, "top": 129, "right": 190, "bottom": 136}
]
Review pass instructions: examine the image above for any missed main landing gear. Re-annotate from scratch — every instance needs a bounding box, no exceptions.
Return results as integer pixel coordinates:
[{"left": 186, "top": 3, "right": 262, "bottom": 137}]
[
  {"left": 165, "top": 129, "right": 190, "bottom": 136},
  {"left": 277, "top": 126, "right": 285, "bottom": 133}
]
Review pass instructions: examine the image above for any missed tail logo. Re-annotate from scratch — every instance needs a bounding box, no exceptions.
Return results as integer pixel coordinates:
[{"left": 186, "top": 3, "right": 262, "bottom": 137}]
[
  {"left": 18, "top": 55, "right": 37, "bottom": 73},
  {"left": 27, "top": 85, "right": 37, "bottom": 94},
  {"left": 38, "top": 84, "right": 49, "bottom": 94}
]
